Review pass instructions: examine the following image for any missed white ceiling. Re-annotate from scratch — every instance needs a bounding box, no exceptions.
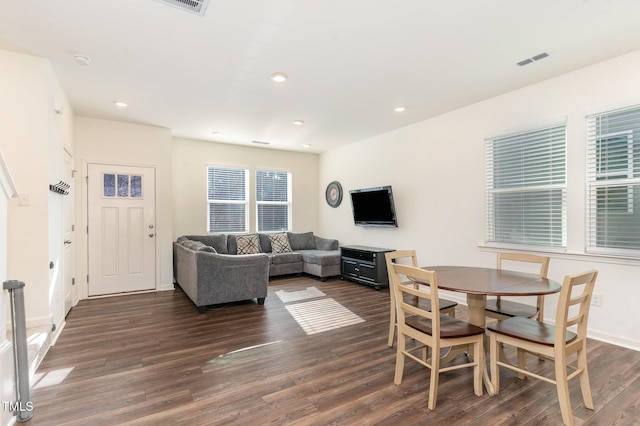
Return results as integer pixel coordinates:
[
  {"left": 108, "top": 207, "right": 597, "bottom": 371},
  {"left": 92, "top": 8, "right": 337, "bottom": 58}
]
[{"left": 2, "top": 0, "right": 640, "bottom": 153}]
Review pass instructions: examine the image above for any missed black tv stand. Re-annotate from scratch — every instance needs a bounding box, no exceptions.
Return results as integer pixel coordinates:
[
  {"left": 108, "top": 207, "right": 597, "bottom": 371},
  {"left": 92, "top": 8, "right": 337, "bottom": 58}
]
[{"left": 340, "top": 245, "right": 394, "bottom": 290}]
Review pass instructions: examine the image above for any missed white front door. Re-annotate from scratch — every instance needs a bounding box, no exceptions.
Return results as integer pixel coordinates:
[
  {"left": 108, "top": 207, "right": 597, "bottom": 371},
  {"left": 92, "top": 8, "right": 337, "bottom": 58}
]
[
  {"left": 63, "top": 150, "right": 75, "bottom": 314},
  {"left": 88, "top": 164, "right": 156, "bottom": 296}
]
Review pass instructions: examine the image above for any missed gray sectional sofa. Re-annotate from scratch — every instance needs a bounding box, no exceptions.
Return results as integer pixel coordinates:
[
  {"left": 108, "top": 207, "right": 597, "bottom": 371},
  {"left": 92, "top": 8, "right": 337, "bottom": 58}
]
[{"left": 173, "top": 231, "right": 340, "bottom": 313}]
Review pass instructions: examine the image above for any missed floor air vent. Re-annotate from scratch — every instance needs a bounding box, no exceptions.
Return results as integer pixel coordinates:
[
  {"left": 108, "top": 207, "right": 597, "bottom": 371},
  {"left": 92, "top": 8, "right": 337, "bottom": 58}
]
[{"left": 155, "top": 0, "right": 209, "bottom": 16}]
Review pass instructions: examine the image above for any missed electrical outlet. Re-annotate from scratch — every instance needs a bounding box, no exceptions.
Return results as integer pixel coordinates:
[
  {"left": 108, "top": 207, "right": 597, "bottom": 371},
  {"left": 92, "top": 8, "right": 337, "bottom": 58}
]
[{"left": 591, "top": 293, "right": 602, "bottom": 307}]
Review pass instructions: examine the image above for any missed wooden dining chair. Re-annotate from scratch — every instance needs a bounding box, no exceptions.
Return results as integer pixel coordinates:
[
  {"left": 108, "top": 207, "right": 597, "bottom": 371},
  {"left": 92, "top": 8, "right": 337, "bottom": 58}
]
[
  {"left": 389, "top": 263, "right": 484, "bottom": 410},
  {"left": 385, "top": 250, "right": 457, "bottom": 347},
  {"left": 488, "top": 270, "right": 598, "bottom": 426},
  {"left": 485, "top": 252, "right": 550, "bottom": 322}
]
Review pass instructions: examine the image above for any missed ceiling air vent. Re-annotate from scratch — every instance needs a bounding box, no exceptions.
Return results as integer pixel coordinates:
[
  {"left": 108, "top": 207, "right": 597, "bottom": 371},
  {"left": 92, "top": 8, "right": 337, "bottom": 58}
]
[
  {"left": 155, "top": 0, "right": 210, "bottom": 16},
  {"left": 517, "top": 51, "right": 550, "bottom": 67}
]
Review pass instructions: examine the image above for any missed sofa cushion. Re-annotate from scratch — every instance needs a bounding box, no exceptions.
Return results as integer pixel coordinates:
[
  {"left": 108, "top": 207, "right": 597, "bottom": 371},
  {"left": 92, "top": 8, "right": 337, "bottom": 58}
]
[
  {"left": 236, "top": 234, "right": 262, "bottom": 255},
  {"left": 268, "top": 252, "right": 303, "bottom": 265},
  {"left": 190, "top": 241, "right": 207, "bottom": 251},
  {"left": 296, "top": 250, "right": 341, "bottom": 266},
  {"left": 258, "top": 233, "right": 272, "bottom": 253},
  {"left": 269, "top": 233, "right": 292, "bottom": 253},
  {"left": 287, "top": 232, "right": 315, "bottom": 250},
  {"left": 181, "top": 240, "right": 200, "bottom": 250},
  {"left": 186, "top": 234, "right": 228, "bottom": 254}
]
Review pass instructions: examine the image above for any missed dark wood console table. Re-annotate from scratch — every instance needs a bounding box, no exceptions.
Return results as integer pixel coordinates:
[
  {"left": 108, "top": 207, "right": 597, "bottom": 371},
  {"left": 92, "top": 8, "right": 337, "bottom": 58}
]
[{"left": 340, "top": 245, "right": 394, "bottom": 290}]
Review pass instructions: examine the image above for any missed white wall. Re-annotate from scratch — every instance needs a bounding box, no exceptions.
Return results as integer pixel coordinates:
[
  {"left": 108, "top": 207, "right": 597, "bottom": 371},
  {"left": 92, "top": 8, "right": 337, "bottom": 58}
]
[
  {"left": 75, "top": 117, "right": 174, "bottom": 294},
  {"left": 172, "top": 137, "right": 319, "bottom": 238},
  {"left": 319, "top": 49, "right": 640, "bottom": 351},
  {"left": 0, "top": 50, "right": 67, "bottom": 328}
]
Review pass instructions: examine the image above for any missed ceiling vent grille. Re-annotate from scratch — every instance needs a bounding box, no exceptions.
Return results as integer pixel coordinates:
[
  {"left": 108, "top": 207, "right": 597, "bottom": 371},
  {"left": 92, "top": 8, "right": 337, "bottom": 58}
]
[
  {"left": 517, "top": 51, "right": 550, "bottom": 67},
  {"left": 155, "top": 0, "right": 209, "bottom": 16}
]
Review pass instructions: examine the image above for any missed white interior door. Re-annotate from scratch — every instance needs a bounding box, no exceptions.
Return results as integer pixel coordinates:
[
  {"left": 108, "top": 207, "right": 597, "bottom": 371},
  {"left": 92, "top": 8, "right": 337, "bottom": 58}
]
[
  {"left": 88, "top": 164, "right": 156, "bottom": 296},
  {"left": 63, "top": 150, "right": 74, "bottom": 314}
]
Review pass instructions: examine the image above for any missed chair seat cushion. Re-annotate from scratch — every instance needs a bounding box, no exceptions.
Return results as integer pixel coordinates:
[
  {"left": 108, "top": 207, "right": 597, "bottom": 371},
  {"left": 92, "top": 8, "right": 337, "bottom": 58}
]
[
  {"left": 487, "top": 316, "right": 577, "bottom": 346},
  {"left": 405, "top": 314, "right": 484, "bottom": 338},
  {"left": 485, "top": 299, "right": 538, "bottom": 318}
]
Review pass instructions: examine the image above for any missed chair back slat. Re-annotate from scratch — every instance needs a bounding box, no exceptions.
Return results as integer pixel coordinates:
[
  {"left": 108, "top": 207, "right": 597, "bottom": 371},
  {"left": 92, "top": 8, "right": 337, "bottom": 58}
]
[
  {"left": 389, "top": 263, "right": 440, "bottom": 332},
  {"left": 496, "top": 252, "right": 550, "bottom": 278},
  {"left": 385, "top": 250, "right": 419, "bottom": 301},
  {"left": 566, "top": 313, "right": 584, "bottom": 329},
  {"left": 554, "top": 270, "right": 598, "bottom": 344},
  {"left": 399, "top": 299, "right": 434, "bottom": 320}
]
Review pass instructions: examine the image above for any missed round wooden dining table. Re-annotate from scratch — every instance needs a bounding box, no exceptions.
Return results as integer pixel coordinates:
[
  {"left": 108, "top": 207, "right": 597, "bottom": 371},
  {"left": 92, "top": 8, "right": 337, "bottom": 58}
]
[
  {"left": 422, "top": 265, "right": 562, "bottom": 328},
  {"left": 416, "top": 265, "right": 562, "bottom": 395}
]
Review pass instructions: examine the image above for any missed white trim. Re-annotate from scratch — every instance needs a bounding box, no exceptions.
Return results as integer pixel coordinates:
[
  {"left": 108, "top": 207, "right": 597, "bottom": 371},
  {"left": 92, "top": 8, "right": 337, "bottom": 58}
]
[
  {"left": 478, "top": 244, "right": 640, "bottom": 267},
  {"left": 0, "top": 151, "right": 19, "bottom": 199}
]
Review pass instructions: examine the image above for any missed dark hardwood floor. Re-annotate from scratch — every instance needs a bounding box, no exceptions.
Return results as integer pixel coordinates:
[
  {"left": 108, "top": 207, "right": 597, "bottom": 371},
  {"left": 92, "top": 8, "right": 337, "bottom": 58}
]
[{"left": 28, "top": 275, "right": 640, "bottom": 425}]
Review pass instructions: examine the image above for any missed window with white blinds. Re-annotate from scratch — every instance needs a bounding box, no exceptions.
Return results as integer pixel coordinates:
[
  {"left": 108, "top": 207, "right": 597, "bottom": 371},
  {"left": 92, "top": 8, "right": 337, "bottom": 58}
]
[
  {"left": 485, "top": 123, "right": 567, "bottom": 248},
  {"left": 256, "top": 170, "right": 291, "bottom": 232},
  {"left": 586, "top": 105, "right": 640, "bottom": 255},
  {"left": 207, "top": 166, "right": 249, "bottom": 233}
]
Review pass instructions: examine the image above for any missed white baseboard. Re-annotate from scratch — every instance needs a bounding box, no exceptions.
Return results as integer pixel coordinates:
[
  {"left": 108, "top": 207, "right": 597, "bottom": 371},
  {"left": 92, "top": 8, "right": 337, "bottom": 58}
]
[
  {"left": 159, "top": 283, "right": 176, "bottom": 291},
  {"left": 586, "top": 329, "right": 640, "bottom": 352}
]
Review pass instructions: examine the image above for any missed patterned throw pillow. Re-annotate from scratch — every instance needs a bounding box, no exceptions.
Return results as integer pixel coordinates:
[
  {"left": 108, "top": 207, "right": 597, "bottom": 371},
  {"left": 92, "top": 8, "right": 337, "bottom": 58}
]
[
  {"left": 269, "top": 233, "right": 292, "bottom": 253},
  {"left": 236, "top": 234, "right": 262, "bottom": 255}
]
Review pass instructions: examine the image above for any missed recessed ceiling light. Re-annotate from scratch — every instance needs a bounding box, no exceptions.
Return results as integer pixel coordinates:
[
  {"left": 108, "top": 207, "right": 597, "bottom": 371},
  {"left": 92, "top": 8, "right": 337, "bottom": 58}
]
[
  {"left": 211, "top": 131, "right": 223, "bottom": 136},
  {"left": 114, "top": 101, "right": 128, "bottom": 108},
  {"left": 394, "top": 106, "right": 407, "bottom": 112},
  {"left": 292, "top": 120, "right": 304, "bottom": 126},
  {"left": 303, "top": 144, "right": 311, "bottom": 148},
  {"left": 73, "top": 54, "right": 91, "bottom": 66},
  {"left": 270, "top": 72, "right": 288, "bottom": 83}
]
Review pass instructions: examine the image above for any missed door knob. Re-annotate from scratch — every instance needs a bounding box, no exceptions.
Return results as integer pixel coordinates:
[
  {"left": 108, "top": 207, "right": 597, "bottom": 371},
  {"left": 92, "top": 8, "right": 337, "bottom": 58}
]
[
  {"left": 149, "top": 224, "right": 154, "bottom": 229},
  {"left": 149, "top": 234, "right": 155, "bottom": 237},
  {"left": 64, "top": 240, "right": 71, "bottom": 245}
]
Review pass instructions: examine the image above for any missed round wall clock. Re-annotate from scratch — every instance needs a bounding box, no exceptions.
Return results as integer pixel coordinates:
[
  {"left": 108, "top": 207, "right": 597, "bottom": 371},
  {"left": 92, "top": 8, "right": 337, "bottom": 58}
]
[{"left": 325, "top": 181, "right": 343, "bottom": 208}]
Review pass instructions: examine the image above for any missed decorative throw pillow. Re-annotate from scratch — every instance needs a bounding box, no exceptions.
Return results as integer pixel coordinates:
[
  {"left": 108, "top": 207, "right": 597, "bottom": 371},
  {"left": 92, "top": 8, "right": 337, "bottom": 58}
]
[
  {"left": 269, "top": 233, "right": 292, "bottom": 253},
  {"left": 236, "top": 234, "right": 262, "bottom": 255}
]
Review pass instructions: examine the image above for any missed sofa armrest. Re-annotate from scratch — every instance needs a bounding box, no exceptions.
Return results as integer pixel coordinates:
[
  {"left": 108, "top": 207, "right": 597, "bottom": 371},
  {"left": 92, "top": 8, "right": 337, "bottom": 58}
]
[
  {"left": 196, "top": 252, "right": 269, "bottom": 303},
  {"left": 314, "top": 235, "right": 339, "bottom": 251}
]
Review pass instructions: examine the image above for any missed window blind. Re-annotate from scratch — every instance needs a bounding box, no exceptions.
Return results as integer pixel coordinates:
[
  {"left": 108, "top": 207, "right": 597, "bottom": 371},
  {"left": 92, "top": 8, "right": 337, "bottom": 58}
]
[
  {"left": 485, "top": 123, "right": 566, "bottom": 248},
  {"left": 586, "top": 105, "right": 640, "bottom": 255},
  {"left": 207, "top": 166, "right": 248, "bottom": 233},
  {"left": 256, "top": 170, "right": 291, "bottom": 232}
]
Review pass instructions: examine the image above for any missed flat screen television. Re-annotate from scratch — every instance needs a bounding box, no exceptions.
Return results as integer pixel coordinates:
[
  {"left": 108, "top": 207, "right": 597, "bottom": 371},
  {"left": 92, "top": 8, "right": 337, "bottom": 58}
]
[{"left": 349, "top": 186, "right": 398, "bottom": 227}]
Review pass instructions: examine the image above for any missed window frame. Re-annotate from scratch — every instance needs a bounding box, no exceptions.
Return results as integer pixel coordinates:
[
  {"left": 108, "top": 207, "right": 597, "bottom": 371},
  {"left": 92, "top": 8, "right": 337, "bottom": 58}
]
[
  {"left": 206, "top": 166, "right": 249, "bottom": 234},
  {"left": 586, "top": 105, "right": 640, "bottom": 256},
  {"left": 255, "top": 169, "right": 292, "bottom": 232},
  {"left": 484, "top": 122, "right": 567, "bottom": 250}
]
